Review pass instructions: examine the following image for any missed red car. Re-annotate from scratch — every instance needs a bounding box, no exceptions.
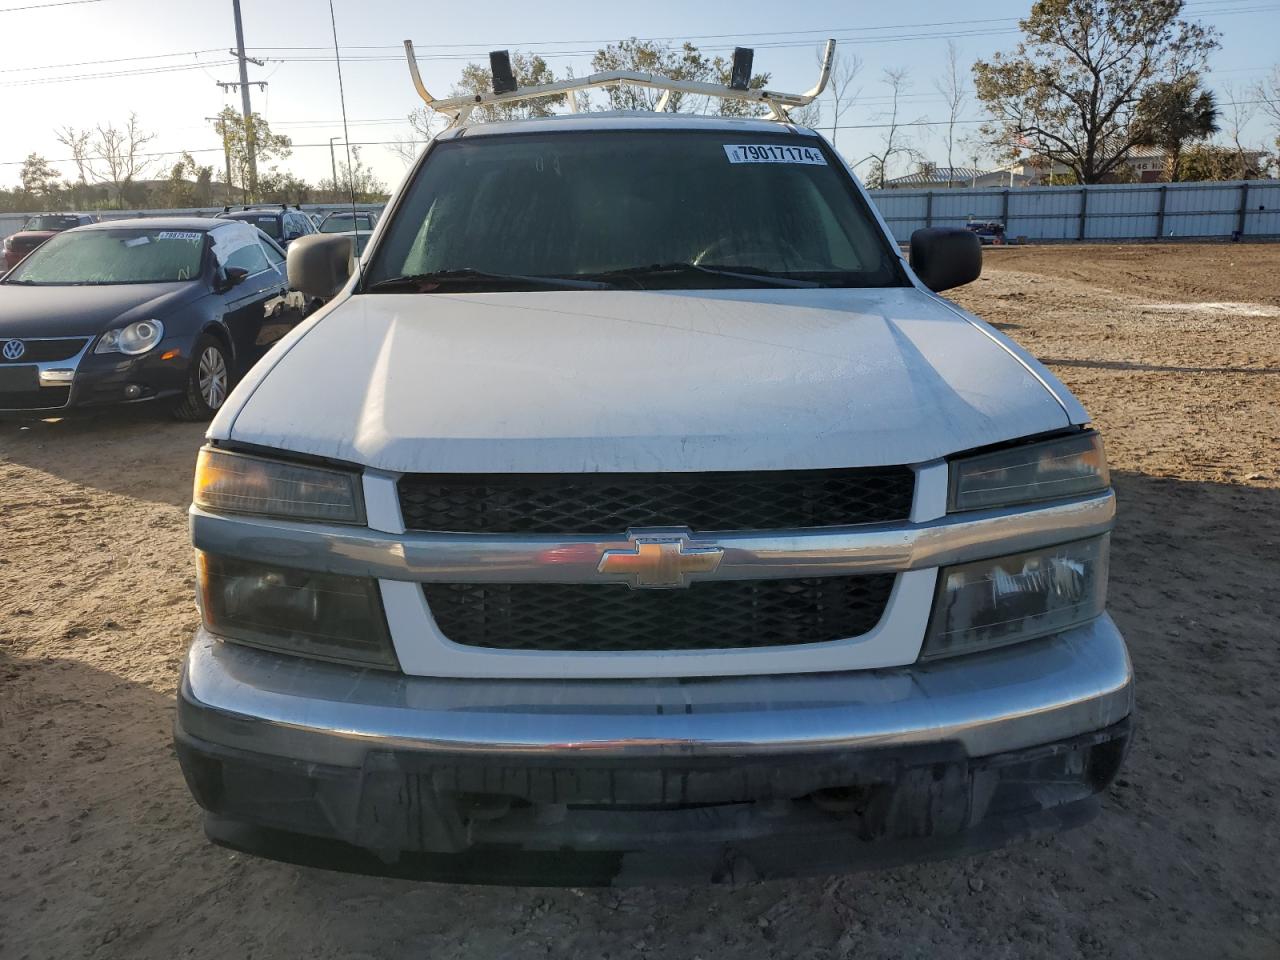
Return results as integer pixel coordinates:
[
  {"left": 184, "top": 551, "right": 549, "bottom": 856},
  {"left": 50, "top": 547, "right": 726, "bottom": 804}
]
[{"left": 3, "top": 213, "right": 96, "bottom": 272}]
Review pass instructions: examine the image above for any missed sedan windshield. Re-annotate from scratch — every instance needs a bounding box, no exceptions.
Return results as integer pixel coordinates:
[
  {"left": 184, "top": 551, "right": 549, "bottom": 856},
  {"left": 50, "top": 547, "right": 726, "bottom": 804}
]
[
  {"left": 367, "top": 130, "right": 905, "bottom": 292},
  {"left": 22, "top": 215, "right": 81, "bottom": 231},
  {"left": 4, "top": 228, "right": 205, "bottom": 285}
]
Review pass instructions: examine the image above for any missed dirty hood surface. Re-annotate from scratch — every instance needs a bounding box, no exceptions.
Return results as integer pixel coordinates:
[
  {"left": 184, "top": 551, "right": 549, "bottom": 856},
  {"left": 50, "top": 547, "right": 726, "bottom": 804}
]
[{"left": 217, "top": 287, "right": 1078, "bottom": 473}]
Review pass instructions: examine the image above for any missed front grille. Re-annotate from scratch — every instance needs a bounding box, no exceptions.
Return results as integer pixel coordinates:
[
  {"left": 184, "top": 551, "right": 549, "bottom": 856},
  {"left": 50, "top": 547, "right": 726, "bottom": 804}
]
[
  {"left": 399, "top": 467, "right": 915, "bottom": 534},
  {"left": 0, "top": 338, "right": 88, "bottom": 363},
  {"left": 423, "top": 575, "right": 896, "bottom": 652}
]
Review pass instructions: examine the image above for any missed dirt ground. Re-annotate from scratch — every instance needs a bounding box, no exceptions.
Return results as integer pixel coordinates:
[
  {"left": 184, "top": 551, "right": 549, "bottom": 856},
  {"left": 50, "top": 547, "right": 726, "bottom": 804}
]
[{"left": 1, "top": 242, "right": 1278, "bottom": 959}]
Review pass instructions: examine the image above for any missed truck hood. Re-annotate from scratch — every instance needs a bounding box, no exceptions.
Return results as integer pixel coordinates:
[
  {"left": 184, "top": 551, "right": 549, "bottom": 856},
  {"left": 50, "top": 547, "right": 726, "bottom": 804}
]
[{"left": 218, "top": 287, "right": 1082, "bottom": 473}]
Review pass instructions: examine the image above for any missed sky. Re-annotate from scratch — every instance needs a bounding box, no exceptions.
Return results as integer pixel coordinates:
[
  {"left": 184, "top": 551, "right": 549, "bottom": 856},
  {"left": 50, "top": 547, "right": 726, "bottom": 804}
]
[{"left": 0, "top": 0, "right": 1277, "bottom": 193}]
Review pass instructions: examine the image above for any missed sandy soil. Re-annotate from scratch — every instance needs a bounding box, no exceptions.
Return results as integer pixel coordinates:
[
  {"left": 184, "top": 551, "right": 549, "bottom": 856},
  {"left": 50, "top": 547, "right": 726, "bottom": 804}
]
[{"left": 1, "top": 243, "right": 1278, "bottom": 959}]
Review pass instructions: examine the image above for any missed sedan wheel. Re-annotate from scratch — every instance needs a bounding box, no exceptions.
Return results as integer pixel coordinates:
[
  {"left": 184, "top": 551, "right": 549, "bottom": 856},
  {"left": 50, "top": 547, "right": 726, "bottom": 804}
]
[
  {"left": 198, "top": 345, "right": 228, "bottom": 410},
  {"left": 172, "top": 335, "right": 232, "bottom": 421}
]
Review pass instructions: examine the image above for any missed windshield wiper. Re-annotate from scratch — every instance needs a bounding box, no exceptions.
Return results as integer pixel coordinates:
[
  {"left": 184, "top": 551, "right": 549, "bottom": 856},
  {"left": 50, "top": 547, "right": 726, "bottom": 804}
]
[
  {"left": 583, "top": 262, "right": 820, "bottom": 289},
  {"left": 365, "top": 269, "right": 612, "bottom": 292}
]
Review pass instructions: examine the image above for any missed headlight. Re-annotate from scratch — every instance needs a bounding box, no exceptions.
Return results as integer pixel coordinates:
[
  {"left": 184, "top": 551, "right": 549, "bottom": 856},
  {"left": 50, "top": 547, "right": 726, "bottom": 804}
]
[
  {"left": 921, "top": 536, "right": 1109, "bottom": 661},
  {"left": 197, "top": 553, "right": 397, "bottom": 669},
  {"left": 194, "top": 446, "right": 364, "bottom": 524},
  {"left": 2, "top": 237, "right": 11, "bottom": 251},
  {"left": 95, "top": 319, "right": 165, "bottom": 356},
  {"left": 949, "top": 431, "right": 1108, "bottom": 512}
]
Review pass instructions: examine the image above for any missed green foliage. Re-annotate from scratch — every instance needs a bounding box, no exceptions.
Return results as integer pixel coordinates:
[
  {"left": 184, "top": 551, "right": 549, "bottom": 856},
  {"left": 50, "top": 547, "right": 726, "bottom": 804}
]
[
  {"left": 166, "top": 152, "right": 215, "bottom": 207},
  {"left": 590, "top": 39, "right": 771, "bottom": 116},
  {"left": 211, "top": 107, "right": 293, "bottom": 202},
  {"left": 1178, "top": 143, "right": 1268, "bottom": 180},
  {"left": 973, "top": 0, "right": 1219, "bottom": 183},
  {"left": 451, "top": 52, "right": 566, "bottom": 121},
  {"left": 317, "top": 147, "right": 388, "bottom": 202},
  {"left": 19, "top": 153, "right": 61, "bottom": 200},
  {"left": 1133, "top": 75, "right": 1219, "bottom": 180}
]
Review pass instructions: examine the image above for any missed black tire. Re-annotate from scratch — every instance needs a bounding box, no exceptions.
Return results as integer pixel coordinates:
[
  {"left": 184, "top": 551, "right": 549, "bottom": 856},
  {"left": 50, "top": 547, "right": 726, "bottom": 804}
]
[{"left": 171, "top": 335, "right": 231, "bottom": 422}]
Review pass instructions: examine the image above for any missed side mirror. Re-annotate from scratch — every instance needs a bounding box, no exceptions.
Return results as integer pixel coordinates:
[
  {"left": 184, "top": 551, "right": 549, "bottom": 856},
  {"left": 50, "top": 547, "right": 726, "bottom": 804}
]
[
  {"left": 216, "top": 266, "right": 250, "bottom": 293},
  {"left": 287, "top": 233, "right": 353, "bottom": 301},
  {"left": 909, "top": 227, "right": 982, "bottom": 293}
]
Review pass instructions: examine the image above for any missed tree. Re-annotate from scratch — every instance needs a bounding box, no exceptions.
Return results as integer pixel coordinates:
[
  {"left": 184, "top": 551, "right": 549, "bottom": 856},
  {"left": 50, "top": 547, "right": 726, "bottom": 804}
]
[
  {"left": 317, "top": 147, "right": 388, "bottom": 203},
  {"left": 55, "top": 113, "right": 159, "bottom": 208},
  {"left": 934, "top": 40, "right": 968, "bottom": 177},
  {"left": 865, "top": 69, "right": 921, "bottom": 189},
  {"left": 973, "top": 0, "right": 1218, "bottom": 183},
  {"left": 1133, "top": 75, "right": 1218, "bottom": 181},
  {"left": 825, "top": 47, "right": 863, "bottom": 152},
  {"left": 1219, "top": 82, "right": 1259, "bottom": 180},
  {"left": 1179, "top": 143, "right": 1266, "bottom": 181},
  {"left": 1256, "top": 64, "right": 1280, "bottom": 151},
  {"left": 165, "top": 152, "right": 214, "bottom": 207},
  {"left": 590, "top": 39, "right": 770, "bottom": 116},
  {"left": 389, "top": 108, "right": 433, "bottom": 167},
  {"left": 256, "top": 170, "right": 313, "bottom": 205},
  {"left": 210, "top": 107, "right": 292, "bottom": 203},
  {"left": 20, "top": 154, "right": 62, "bottom": 201},
  {"left": 450, "top": 52, "right": 565, "bottom": 122}
]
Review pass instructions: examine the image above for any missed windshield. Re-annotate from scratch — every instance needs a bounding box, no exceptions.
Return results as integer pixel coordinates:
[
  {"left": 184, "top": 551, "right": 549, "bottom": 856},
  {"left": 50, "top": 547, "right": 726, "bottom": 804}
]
[
  {"left": 22, "top": 215, "right": 80, "bottom": 231},
  {"left": 367, "top": 130, "right": 904, "bottom": 292},
  {"left": 228, "top": 214, "right": 281, "bottom": 239},
  {"left": 4, "top": 228, "right": 205, "bottom": 285},
  {"left": 320, "top": 213, "right": 370, "bottom": 233}
]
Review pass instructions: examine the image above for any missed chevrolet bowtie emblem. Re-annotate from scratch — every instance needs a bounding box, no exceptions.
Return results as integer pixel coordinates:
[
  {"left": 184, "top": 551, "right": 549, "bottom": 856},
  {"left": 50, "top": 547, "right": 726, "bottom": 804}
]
[{"left": 597, "top": 535, "right": 724, "bottom": 589}]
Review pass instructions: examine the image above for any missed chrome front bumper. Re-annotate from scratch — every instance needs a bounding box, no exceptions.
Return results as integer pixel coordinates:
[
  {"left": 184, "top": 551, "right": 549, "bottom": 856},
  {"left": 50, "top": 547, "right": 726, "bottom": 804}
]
[
  {"left": 179, "top": 615, "right": 1132, "bottom": 765},
  {"left": 175, "top": 616, "right": 1133, "bottom": 882}
]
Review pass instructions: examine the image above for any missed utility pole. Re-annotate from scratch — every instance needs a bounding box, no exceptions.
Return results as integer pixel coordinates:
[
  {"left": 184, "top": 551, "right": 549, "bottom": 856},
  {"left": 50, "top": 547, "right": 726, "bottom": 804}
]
[
  {"left": 231, "top": 0, "right": 257, "bottom": 200},
  {"left": 216, "top": 0, "right": 266, "bottom": 201}
]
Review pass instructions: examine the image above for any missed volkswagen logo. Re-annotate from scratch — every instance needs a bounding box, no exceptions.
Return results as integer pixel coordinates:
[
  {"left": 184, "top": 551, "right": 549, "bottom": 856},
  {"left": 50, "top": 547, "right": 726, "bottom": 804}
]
[{"left": 2, "top": 339, "right": 25, "bottom": 361}]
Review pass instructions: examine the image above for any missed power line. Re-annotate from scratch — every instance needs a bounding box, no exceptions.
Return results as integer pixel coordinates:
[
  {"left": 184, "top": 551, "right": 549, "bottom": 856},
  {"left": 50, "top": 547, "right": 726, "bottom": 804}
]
[
  {"left": 0, "top": 60, "right": 238, "bottom": 87},
  {"left": 0, "top": 49, "right": 223, "bottom": 74},
  {"left": 0, "top": 0, "right": 106, "bottom": 11}
]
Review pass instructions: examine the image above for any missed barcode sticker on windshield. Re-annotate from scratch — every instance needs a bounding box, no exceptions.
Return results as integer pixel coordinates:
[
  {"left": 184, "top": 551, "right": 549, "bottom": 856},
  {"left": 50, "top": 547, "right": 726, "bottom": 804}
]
[
  {"left": 157, "top": 231, "right": 203, "bottom": 242},
  {"left": 724, "top": 144, "right": 827, "bottom": 165}
]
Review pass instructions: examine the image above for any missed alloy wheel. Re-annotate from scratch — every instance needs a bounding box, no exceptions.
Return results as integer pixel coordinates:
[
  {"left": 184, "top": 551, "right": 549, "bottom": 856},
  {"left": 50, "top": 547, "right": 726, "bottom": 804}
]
[{"left": 198, "top": 346, "right": 228, "bottom": 410}]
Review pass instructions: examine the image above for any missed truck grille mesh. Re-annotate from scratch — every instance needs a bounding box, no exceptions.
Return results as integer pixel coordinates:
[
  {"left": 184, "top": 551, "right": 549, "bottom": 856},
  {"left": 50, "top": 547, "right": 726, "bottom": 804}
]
[
  {"left": 422, "top": 575, "right": 896, "bottom": 652},
  {"left": 398, "top": 467, "right": 914, "bottom": 534}
]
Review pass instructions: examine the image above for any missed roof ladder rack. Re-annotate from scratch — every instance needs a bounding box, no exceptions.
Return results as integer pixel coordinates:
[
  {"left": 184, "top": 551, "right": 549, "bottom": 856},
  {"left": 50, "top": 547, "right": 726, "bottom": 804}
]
[{"left": 403, "top": 38, "right": 836, "bottom": 126}]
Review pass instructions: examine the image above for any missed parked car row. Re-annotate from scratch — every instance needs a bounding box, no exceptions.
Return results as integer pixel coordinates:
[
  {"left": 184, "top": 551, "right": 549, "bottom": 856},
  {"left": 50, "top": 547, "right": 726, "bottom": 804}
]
[{"left": 0, "top": 204, "right": 380, "bottom": 420}]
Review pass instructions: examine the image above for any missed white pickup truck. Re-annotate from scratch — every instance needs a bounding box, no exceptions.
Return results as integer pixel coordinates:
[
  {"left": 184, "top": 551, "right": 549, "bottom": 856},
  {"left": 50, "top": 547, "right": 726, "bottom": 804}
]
[{"left": 175, "top": 49, "right": 1131, "bottom": 885}]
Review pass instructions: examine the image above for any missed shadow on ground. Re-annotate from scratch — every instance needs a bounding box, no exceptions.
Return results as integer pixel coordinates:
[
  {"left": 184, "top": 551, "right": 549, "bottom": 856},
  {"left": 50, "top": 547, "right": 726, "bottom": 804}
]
[{"left": 0, "top": 407, "right": 206, "bottom": 508}]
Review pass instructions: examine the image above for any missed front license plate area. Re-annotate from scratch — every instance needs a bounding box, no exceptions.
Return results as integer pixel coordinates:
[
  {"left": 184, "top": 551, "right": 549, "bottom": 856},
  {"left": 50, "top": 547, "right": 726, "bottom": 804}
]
[{"left": 0, "top": 365, "right": 39, "bottom": 392}]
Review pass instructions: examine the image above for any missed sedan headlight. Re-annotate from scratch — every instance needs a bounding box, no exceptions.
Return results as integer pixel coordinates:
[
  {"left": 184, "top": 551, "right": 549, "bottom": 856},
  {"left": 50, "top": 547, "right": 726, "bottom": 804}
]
[
  {"left": 194, "top": 446, "right": 364, "bottom": 524},
  {"left": 95, "top": 319, "right": 165, "bottom": 356},
  {"left": 949, "top": 431, "right": 1109, "bottom": 512},
  {"left": 922, "top": 536, "right": 1109, "bottom": 661},
  {"left": 197, "top": 553, "right": 397, "bottom": 669}
]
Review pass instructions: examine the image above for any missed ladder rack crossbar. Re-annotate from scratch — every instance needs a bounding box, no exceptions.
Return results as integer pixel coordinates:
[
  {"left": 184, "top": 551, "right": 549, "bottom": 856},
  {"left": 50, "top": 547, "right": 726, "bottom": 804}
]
[{"left": 403, "top": 39, "right": 835, "bottom": 126}]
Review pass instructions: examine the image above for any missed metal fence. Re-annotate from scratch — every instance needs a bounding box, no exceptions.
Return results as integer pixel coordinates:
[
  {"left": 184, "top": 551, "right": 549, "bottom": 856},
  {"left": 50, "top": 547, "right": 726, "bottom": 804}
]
[
  {"left": 0, "top": 203, "right": 386, "bottom": 241},
  {"left": 868, "top": 179, "right": 1280, "bottom": 243}
]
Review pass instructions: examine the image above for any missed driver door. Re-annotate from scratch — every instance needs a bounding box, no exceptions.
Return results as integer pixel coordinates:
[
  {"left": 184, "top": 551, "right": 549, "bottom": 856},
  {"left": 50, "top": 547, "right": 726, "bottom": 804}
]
[{"left": 209, "top": 223, "right": 289, "bottom": 372}]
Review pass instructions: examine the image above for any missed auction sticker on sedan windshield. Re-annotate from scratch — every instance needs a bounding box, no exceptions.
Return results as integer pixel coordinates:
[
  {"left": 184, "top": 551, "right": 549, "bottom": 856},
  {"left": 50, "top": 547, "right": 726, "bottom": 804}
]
[{"left": 724, "top": 143, "right": 827, "bottom": 164}]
